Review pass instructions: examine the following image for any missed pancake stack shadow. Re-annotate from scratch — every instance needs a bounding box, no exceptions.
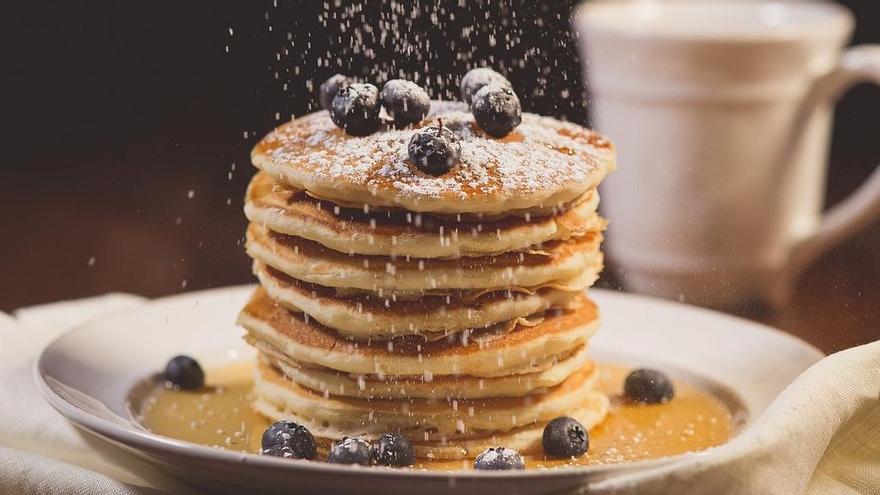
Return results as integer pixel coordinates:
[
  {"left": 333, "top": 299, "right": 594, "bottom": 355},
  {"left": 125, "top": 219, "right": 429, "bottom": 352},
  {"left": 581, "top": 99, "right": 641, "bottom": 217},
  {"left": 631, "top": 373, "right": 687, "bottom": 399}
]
[{"left": 237, "top": 102, "right": 615, "bottom": 460}]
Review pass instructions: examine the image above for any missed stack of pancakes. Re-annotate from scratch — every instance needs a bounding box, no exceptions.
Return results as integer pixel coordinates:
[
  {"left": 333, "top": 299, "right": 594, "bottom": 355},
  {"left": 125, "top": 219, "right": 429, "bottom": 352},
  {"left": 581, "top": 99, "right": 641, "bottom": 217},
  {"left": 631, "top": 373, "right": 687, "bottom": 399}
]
[{"left": 238, "top": 101, "right": 616, "bottom": 460}]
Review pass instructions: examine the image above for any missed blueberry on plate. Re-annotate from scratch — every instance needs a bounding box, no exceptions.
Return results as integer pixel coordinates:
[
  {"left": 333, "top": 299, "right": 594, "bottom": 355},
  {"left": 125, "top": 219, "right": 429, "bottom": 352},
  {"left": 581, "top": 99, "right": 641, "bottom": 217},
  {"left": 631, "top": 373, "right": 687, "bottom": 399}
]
[
  {"left": 471, "top": 83, "right": 522, "bottom": 138},
  {"left": 542, "top": 416, "right": 589, "bottom": 457},
  {"left": 163, "top": 355, "right": 204, "bottom": 391},
  {"left": 459, "top": 68, "right": 511, "bottom": 105},
  {"left": 260, "top": 420, "right": 317, "bottom": 460},
  {"left": 407, "top": 119, "right": 461, "bottom": 176},
  {"left": 371, "top": 433, "right": 415, "bottom": 467},
  {"left": 319, "top": 74, "right": 351, "bottom": 111},
  {"left": 473, "top": 447, "right": 525, "bottom": 470},
  {"left": 330, "top": 83, "right": 381, "bottom": 136},
  {"left": 328, "top": 436, "right": 372, "bottom": 466},
  {"left": 624, "top": 368, "right": 675, "bottom": 404},
  {"left": 380, "top": 79, "right": 430, "bottom": 128}
]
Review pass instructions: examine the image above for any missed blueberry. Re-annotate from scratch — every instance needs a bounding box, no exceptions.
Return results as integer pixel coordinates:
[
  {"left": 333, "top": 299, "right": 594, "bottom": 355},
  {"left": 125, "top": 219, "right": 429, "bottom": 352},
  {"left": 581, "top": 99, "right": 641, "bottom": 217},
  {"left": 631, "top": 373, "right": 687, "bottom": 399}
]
[
  {"left": 542, "top": 417, "right": 589, "bottom": 457},
  {"left": 163, "top": 355, "right": 204, "bottom": 390},
  {"left": 471, "top": 83, "right": 522, "bottom": 138},
  {"left": 624, "top": 368, "right": 675, "bottom": 404},
  {"left": 330, "top": 83, "right": 381, "bottom": 136},
  {"left": 407, "top": 119, "right": 461, "bottom": 176},
  {"left": 260, "top": 420, "right": 317, "bottom": 460},
  {"left": 473, "top": 447, "right": 525, "bottom": 470},
  {"left": 328, "top": 436, "right": 372, "bottom": 466},
  {"left": 380, "top": 79, "right": 430, "bottom": 128},
  {"left": 371, "top": 433, "right": 415, "bottom": 467},
  {"left": 459, "top": 68, "right": 511, "bottom": 105},
  {"left": 319, "top": 74, "right": 351, "bottom": 111}
]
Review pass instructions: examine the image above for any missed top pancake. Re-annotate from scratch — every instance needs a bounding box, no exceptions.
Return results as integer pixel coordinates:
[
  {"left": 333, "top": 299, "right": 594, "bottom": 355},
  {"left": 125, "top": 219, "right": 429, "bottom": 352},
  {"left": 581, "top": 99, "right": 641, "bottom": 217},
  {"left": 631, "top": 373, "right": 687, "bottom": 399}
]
[{"left": 251, "top": 101, "right": 615, "bottom": 215}]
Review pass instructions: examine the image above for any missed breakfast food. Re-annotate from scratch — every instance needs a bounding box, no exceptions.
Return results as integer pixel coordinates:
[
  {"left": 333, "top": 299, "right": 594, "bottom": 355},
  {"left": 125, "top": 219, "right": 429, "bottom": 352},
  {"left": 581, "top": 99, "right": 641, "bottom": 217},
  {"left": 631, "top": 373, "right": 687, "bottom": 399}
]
[
  {"left": 471, "top": 84, "right": 522, "bottom": 137},
  {"left": 137, "top": 70, "right": 735, "bottom": 471},
  {"left": 624, "top": 368, "right": 675, "bottom": 404},
  {"left": 330, "top": 83, "right": 382, "bottom": 136},
  {"left": 542, "top": 416, "right": 590, "bottom": 457},
  {"left": 139, "top": 358, "right": 734, "bottom": 468},
  {"left": 381, "top": 79, "right": 431, "bottom": 128},
  {"left": 163, "top": 355, "right": 204, "bottom": 391},
  {"left": 236, "top": 70, "right": 616, "bottom": 464},
  {"left": 372, "top": 433, "right": 417, "bottom": 467},
  {"left": 260, "top": 419, "right": 318, "bottom": 460},
  {"left": 408, "top": 120, "right": 461, "bottom": 175},
  {"left": 328, "top": 436, "right": 373, "bottom": 465},
  {"left": 474, "top": 446, "right": 525, "bottom": 471},
  {"left": 459, "top": 67, "right": 512, "bottom": 105}
]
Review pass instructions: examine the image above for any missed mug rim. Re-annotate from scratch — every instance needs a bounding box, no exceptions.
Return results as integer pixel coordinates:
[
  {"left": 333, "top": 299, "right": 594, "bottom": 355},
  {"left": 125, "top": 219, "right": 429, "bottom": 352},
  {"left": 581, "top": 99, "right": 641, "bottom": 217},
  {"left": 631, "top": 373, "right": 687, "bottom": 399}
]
[{"left": 574, "top": 0, "right": 854, "bottom": 45}]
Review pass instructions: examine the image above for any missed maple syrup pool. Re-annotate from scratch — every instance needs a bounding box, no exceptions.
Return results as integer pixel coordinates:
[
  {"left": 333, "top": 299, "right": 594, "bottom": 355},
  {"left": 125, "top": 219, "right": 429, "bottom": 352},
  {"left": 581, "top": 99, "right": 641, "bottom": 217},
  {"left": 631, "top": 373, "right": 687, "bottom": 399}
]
[{"left": 130, "top": 361, "right": 745, "bottom": 470}]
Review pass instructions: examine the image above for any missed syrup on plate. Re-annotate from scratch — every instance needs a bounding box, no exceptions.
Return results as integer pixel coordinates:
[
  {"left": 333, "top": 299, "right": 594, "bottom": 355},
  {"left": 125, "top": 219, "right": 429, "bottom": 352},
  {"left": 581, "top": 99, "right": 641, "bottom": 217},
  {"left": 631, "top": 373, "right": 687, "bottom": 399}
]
[{"left": 134, "top": 361, "right": 738, "bottom": 470}]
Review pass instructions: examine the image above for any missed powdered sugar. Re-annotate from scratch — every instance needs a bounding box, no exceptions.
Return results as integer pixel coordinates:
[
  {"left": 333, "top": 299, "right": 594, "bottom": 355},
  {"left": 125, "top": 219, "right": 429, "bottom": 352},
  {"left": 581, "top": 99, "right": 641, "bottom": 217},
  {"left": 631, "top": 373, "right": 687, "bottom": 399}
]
[{"left": 253, "top": 101, "right": 612, "bottom": 209}]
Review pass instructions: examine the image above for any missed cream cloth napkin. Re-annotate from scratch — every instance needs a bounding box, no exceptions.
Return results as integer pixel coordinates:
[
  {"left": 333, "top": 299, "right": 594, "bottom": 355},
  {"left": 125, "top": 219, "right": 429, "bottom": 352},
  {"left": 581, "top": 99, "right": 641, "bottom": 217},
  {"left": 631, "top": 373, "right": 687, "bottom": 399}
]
[
  {"left": 0, "top": 295, "right": 198, "bottom": 495},
  {"left": 0, "top": 294, "right": 877, "bottom": 494}
]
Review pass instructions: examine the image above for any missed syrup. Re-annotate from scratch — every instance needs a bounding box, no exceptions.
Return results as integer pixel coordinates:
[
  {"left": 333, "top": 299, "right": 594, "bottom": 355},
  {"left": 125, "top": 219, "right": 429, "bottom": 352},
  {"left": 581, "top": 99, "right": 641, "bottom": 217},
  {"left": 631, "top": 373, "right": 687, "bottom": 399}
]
[{"left": 135, "top": 361, "right": 736, "bottom": 470}]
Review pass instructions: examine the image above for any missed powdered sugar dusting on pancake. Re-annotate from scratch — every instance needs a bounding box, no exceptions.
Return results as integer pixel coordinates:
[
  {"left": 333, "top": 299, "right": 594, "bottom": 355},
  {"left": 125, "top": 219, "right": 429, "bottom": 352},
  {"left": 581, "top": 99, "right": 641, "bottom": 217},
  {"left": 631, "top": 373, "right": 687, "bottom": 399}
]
[{"left": 252, "top": 101, "right": 613, "bottom": 213}]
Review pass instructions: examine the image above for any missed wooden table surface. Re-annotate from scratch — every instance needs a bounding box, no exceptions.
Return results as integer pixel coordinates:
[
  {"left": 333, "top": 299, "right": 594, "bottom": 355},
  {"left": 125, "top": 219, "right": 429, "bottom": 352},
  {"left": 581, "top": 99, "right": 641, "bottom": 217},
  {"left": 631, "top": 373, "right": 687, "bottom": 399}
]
[
  {"left": 600, "top": 226, "right": 880, "bottom": 355},
  {"left": 760, "top": 231, "right": 880, "bottom": 354}
]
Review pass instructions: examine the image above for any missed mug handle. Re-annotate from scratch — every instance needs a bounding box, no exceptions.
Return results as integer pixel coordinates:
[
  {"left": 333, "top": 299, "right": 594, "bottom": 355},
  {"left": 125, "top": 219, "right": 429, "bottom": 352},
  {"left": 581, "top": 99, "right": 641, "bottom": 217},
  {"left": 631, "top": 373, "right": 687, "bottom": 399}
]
[{"left": 775, "top": 45, "right": 880, "bottom": 303}]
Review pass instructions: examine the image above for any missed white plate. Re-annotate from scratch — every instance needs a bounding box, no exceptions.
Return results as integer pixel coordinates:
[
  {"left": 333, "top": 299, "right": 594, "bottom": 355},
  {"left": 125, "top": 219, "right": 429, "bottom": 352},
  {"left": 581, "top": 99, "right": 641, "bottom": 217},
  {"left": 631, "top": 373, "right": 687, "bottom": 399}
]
[{"left": 36, "top": 285, "right": 823, "bottom": 495}]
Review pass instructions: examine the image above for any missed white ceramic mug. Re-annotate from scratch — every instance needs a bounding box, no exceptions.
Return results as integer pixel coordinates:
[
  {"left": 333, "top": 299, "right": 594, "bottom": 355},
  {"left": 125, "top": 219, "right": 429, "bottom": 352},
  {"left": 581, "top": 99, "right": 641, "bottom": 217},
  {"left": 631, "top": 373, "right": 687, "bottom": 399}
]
[{"left": 574, "top": 0, "right": 880, "bottom": 308}]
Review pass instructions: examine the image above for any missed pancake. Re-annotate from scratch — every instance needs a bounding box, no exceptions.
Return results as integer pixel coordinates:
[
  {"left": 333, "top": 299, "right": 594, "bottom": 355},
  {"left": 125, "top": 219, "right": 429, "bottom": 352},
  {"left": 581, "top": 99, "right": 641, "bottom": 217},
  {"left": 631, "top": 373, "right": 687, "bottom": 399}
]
[
  {"left": 246, "top": 223, "right": 604, "bottom": 293},
  {"left": 241, "top": 96, "right": 615, "bottom": 464},
  {"left": 253, "top": 260, "right": 599, "bottom": 339},
  {"left": 407, "top": 395, "right": 608, "bottom": 460},
  {"left": 324, "top": 267, "right": 600, "bottom": 300},
  {"left": 253, "top": 398, "right": 609, "bottom": 461},
  {"left": 256, "top": 397, "right": 609, "bottom": 460},
  {"left": 260, "top": 344, "right": 592, "bottom": 399},
  {"left": 245, "top": 171, "right": 602, "bottom": 259},
  {"left": 254, "top": 360, "right": 600, "bottom": 437},
  {"left": 237, "top": 287, "right": 600, "bottom": 377},
  {"left": 251, "top": 101, "right": 615, "bottom": 215}
]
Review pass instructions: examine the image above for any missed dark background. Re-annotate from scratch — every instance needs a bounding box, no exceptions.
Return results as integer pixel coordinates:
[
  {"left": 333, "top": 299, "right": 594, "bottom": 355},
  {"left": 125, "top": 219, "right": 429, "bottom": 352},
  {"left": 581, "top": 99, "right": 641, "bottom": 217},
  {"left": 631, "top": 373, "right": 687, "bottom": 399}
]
[{"left": 2, "top": 1, "right": 878, "bottom": 351}]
